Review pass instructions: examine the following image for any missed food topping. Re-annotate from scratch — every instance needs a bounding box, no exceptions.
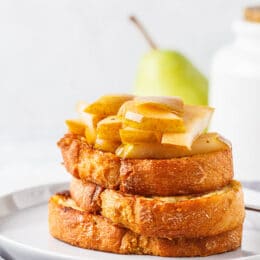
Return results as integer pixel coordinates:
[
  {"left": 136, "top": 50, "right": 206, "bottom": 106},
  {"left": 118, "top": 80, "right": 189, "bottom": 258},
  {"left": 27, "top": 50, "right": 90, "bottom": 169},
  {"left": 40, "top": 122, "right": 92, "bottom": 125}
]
[{"left": 66, "top": 94, "right": 228, "bottom": 157}]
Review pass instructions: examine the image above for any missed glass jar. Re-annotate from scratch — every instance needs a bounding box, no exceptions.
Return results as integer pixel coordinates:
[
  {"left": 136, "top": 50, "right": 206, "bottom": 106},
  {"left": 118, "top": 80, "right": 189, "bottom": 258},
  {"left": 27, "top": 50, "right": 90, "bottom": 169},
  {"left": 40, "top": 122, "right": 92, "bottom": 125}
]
[{"left": 210, "top": 13, "right": 260, "bottom": 181}]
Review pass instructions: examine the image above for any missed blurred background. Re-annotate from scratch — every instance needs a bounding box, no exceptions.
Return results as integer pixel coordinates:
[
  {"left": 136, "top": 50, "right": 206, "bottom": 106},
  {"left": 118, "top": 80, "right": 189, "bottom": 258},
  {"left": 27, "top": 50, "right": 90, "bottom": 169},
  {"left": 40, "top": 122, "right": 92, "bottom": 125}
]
[{"left": 0, "top": 0, "right": 259, "bottom": 193}]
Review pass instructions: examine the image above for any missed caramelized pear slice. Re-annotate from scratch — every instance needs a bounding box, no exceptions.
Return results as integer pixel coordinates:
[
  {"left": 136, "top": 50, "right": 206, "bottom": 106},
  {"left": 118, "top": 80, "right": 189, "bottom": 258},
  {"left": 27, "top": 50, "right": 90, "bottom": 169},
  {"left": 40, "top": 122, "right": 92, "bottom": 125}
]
[
  {"left": 94, "top": 138, "right": 121, "bottom": 153},
  {"left": 84, "top": 94, "right": 134, "bottom": 116},
  {"left": 79, "top": 112, "right": 103, "bottom": 145},
  {"left": 120, "top": 127, "right": 162, "bottom": 143},
  {"left": 118, "top": 101, "right": 185, "bottom": 132},
  {"left": 84, "top": 126, "right": 96, "bottom": 145},
  {"left": 73, "top": 100, "right": 105, "bottom": 145},
  {"left": 116, "top": 133, "right": 230, "bottom": 159},
  {"left": 96, "top": 116, "right": 122, "bottom": 142},
  {"left": 134, "top": 96, "right": 184, "bottom": 116},
  {"left": 162, "top": 105, "right": 214, "bottom": 149},
  {"left": 65, "top": 119, "right": 86, "bottom": 136}
]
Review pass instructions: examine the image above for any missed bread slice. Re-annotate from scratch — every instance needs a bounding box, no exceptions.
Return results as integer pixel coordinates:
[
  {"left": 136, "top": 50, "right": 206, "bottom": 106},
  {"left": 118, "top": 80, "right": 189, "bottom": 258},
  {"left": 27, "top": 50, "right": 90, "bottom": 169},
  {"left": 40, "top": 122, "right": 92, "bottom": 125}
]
[
  {"left": 49, "top": 192, "right": 242, "bottom": 257},
  {"left": 70, "top": 177, "right": 103, "bottom": 213},
  {"left": 70, "top": 178, "right": 244, "bottom": 239},
  {"left": 58, "top": 133, "right": 233, "bottom": 196}
]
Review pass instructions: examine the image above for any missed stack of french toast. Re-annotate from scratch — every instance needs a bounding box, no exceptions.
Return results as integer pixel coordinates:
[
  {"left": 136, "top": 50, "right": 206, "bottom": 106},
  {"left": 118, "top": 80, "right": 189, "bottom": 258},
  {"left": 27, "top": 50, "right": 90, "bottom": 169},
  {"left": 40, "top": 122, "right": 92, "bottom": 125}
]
[{"left": 49, "top": 94, "right": 245, "bottom": 257}]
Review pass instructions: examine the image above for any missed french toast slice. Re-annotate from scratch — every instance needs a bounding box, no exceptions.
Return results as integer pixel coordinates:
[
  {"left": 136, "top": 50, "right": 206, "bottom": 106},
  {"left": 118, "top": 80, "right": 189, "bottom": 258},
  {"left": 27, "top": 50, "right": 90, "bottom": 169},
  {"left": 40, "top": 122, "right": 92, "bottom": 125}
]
[
  {"left": 70, "top": 179, "right": 244, "bottom": 239},
  {"left": 58, "top": 133, "right": 233, "bottom": 196},
  {"left": 49, "top": 192, "right": 242, "bottom": 257},
  {"left": 70, "top": 178, "right": 104, "bottom": 213}
]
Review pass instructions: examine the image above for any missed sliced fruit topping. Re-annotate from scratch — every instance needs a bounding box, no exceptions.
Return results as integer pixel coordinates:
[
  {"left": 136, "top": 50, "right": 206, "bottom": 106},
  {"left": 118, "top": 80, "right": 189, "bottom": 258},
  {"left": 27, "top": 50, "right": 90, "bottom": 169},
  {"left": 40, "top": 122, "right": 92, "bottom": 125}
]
[
  {"left": 79, "top": 112, "right": 103, "bottom": 145},
  {"left": 118, "top": 101, "right": 185, "bottom": 132},
  {"left": 94, "top": 138, "right": 120, "bottom": 153},
  {"left": 162, "top": 105, "right": 214, "bottom": 149},
  {"left": 116, "top": 133, "right": 230, "bottom": 159},
  {"left": 65, "top": 119, "right": 86, "bottom": 136},
  {"left": 84, "top": 94, "right": 134, "bottom": 116},
  {"left": 65, "top": 95, "right": 229, "bottom": 159},
  {"left": 120, "top": 127, "right": 161, "bottom": 143},
  {"left": 134, "top": 96, "right": 184, "bottom": 116},
  {"left": 96, "top": 116, "right": 122, "bottom": 142}
]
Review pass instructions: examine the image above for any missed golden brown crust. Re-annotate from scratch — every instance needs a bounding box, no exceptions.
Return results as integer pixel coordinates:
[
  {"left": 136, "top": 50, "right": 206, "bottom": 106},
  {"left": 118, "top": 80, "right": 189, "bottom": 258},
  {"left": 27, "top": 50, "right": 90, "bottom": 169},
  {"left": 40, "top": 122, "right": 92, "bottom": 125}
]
[
  {"left": 70, "top": 178, "right": 103, "bottom": 213},
  {"left": 70, "top": 179, "right": 245, "bottom": 239},
  {"left": 49, "top": 193, "right": 242, "bottom": 257},
  {"left": 57, "top": 134, "right": 82, "bottom": 178},
  {"left": 58, "top": 134, "right": 121, "bottom": 188},
  {"left": 58, "top": 134, "right": 233, "bottom": 196},
  {"left": 121, "top": 149, "right": 233, "bottom": 196},
  {"left": 101, "top": 181, "right": 245, "bottom": 239}
]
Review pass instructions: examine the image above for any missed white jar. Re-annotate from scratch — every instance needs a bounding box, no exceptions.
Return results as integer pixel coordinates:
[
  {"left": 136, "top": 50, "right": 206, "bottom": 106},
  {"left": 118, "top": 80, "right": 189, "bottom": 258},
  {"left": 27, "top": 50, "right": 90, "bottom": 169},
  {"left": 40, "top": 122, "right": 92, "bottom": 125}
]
[{"left": 210, "top": 19, "right": 260, "bottom": 181}]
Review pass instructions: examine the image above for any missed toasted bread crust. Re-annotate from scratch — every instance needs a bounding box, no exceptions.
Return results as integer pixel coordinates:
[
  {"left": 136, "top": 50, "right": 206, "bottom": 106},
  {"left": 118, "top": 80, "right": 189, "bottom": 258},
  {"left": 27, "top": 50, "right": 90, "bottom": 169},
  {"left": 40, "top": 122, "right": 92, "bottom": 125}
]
[
  {"left": 101, "top": 180, "right": 245, "bottom": 239},
  {"left": 70, "top": 179, "right": 245, "bottom": 239},
  {"left": 58, "top": 134, "right": 233, "bottom": 196},
  {"left": 58, "top": 134, "right": 121, "bottom": 188},
  {"left": 70, "top": 178, "right": 103, "bottom": 213},
  {"left": 49, "top": 193, "right": 242, "bottom": 257},
  {"left": 121, "top": 149, "right": 233, "bottom": 196}
]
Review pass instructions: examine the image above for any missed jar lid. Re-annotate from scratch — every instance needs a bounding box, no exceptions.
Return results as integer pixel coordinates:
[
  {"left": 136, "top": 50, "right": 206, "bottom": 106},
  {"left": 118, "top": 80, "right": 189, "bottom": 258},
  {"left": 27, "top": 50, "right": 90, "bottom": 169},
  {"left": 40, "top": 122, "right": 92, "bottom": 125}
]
[{"left": 244, "top": 6, "right": 260, "bottom": 23}]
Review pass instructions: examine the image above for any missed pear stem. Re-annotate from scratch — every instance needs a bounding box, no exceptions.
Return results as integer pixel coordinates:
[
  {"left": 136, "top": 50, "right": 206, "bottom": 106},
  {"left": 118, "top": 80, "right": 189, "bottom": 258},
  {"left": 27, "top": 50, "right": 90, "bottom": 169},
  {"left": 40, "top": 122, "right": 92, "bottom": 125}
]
[{"left": 129, "top": 16, "right": 157, "bottom": 49}]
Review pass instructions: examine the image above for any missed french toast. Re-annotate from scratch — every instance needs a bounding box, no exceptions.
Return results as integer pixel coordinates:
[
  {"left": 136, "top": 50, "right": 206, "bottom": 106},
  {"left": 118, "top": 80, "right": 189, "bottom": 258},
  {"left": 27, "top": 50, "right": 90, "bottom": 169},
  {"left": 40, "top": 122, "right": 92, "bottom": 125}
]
[
  {"left": 70, "top": 178, "right": 244, "bottom": 239},
  {"left": 51, "top": 94, "right": 245, "bottom": 257},
  {"left": 70, "top": 177, "right": 104, "bottom": 213},
  {"left": 58, "top": 133, "right": 233, "bottom": 196},
  {"left": 49, "top": 192, "right": 242, "bottom": 257}
]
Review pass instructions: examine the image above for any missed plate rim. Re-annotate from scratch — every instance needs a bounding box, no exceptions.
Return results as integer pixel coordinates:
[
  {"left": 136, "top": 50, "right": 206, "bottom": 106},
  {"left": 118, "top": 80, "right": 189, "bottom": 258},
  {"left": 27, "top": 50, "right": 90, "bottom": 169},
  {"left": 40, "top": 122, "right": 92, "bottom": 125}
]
[{"left": 0, "top": 182, "right": 78, "bottom": 259}]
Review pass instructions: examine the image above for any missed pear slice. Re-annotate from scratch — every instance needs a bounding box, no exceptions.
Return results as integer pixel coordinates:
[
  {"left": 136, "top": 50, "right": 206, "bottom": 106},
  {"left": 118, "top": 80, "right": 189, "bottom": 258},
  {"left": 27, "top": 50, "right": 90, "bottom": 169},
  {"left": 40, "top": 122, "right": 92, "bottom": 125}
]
[
  {"left": 191, "top": 132, "right": 231, "bottom": 154},
  {"left": 79, "top": 112, "right": 103, "bottom": 145},
  {"left": 116, "top": 132, "right": 230, "bottom": 159},
  {"left": 73, "top": 101, "right": 104, "bottom": 144},
  {"left": 96, "top": 116, "right": 122, "bottom": 142},
  {"left": 94, "top": 138, "right": 121, "bottom": 153},
  {"left": 162, "top": 105, "right": 214, "bottom": 149},
  {"left": 134, "top": 96, "right": 184, "bottom": 116},
  {"left": 118, "top": 101, "right": 185, "bottom": 132},
  {"left": 120, "top": 127, "right": 162, "bottom": 143},
  {"left": 65, "top": 119, "right": 86, "bottom": 136},
  {"left": 84, "top": 94, "right": 134, "bottom": 116}
]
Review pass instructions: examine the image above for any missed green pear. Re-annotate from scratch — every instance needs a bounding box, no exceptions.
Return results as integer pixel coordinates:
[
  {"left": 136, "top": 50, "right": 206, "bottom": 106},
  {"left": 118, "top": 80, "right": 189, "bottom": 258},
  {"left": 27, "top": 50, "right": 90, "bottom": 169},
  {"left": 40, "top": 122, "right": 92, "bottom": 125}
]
[
  {"left": 135, "top": 50, "right": 208, "bottom": 105},
  {"left": 130, "top": 16, "right": 208, "bottom": 105}
]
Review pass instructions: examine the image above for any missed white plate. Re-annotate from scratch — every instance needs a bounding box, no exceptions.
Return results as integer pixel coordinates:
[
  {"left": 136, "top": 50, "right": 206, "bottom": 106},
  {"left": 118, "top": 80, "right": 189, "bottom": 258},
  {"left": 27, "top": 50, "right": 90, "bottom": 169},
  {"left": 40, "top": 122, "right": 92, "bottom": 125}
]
[{"left": 0, "top": 183, "right": 259, "bottom": 260}]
